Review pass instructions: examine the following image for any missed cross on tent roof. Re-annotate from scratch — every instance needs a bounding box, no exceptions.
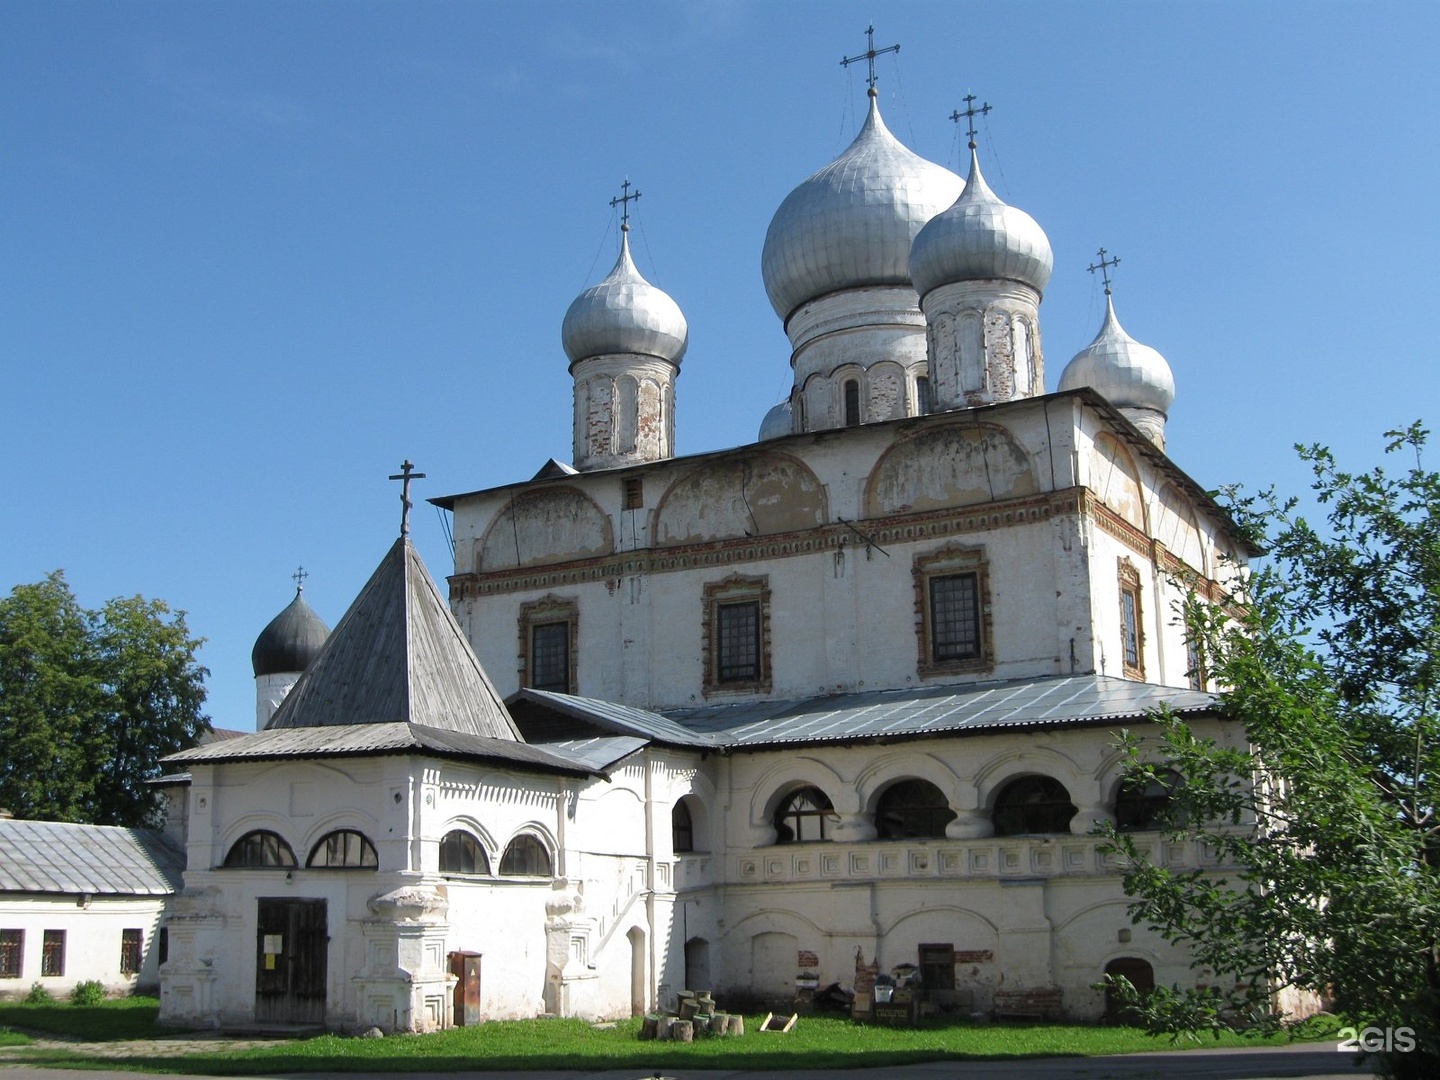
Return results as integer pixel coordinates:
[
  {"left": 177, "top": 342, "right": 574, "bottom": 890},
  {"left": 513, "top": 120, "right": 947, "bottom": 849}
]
[
  {"left": 1087, "top": 248, "right": 1121, "bottom": 295},
  {"left": 388, "top": 460, "right": 427, "bottom": 537},
  {"left": 841, "top": 25, "right": 899, "bottom": 93},
  {"left": 610, "top": 179, "right": 641, "bottom": 231},
  {"left": 292, "top": 566, "right": 308, "bottom": 593},
  {"left": 949, "top": 94, "right": 992, "bottom": 150}
]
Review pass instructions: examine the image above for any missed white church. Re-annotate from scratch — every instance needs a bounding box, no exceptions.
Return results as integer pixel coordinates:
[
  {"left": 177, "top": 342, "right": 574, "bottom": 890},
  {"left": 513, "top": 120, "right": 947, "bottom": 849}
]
[{"left": 133, "top": 59, "right": 1260, "bottom": 1033}]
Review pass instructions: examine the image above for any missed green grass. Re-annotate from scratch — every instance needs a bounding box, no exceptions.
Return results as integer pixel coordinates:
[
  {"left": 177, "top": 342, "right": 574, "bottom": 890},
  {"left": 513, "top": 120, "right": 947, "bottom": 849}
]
[
  {"left": 3, "top": 1013, "right": 1342, "bottom": 1075},
  {"left": 0, "top": 996, "right": 163, "bottom": 1041},
  {"left": 0, "top": 1027, "right": 34, "bottom": 1047}
]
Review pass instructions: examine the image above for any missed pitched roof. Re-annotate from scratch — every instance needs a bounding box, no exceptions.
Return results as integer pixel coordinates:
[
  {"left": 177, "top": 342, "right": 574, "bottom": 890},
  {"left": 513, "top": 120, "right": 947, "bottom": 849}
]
[
  {"left": 0, "top": 819, "right": 184, "bottom": 896},
  {"left": 268, "top": 537, "right": 520, "bottom": 740},
  {"left": 163, "top": 721, "right": 594, "bottom": 775}
]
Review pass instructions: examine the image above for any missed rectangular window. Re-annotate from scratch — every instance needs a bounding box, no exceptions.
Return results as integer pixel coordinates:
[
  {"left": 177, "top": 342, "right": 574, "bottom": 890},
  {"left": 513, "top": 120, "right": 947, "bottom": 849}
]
[
  {"left": 929, "top": 573, "right": 981, "bottom": 662},
  {"left": 530, "top": 622, "right": 570, "bottom": 692},
  {"left": 702, "top": 575, "right": 771, "bottom": 695},
  {"left": 42, "top": 930, "right": 65, "bottom": 977},
  {"left": 843, "top": 379, "right": 861, "bottom": 426},
  {"left": 0, "top": 929, "right": 21, "bottom": 978},
  {"left": 1118, "top": 559, "right": 1145, "bottom": 680},
  {"left": 914, "top": 546, "right": 993, "bottom": 678},
  {"left": 915, "top": 375, "right": 932, "bottom": 416},
  {"left": 518, "top": 596, "right": 578, "bottom": 694},
  {"left": 120, "top": 929, "right": 142, "bottom": 976},
  {"left": 158, "top": 927, "right": 169, "bottom": 966},
  {"left": 716, "top": 601, "right": 760, "bottom": 682},
  {"left": 623, "top": 477, "right": 644, "bottom": 510}
]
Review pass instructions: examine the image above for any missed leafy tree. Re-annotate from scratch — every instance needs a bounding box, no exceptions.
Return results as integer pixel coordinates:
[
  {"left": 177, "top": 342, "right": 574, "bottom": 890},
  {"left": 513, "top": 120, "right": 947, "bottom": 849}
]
[
  {"left": 0, "top": 571, "right": 209, "bottom": 826},
  {"left": 1100, "top": 423, "right": 1439, "bottom": 1079}
]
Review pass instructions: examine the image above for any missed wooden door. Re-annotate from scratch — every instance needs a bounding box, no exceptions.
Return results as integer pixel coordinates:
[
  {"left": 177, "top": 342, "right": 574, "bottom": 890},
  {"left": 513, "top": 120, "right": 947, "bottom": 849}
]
[{"left": 255, "top": 898, "right": 327, "bottom": 1024}]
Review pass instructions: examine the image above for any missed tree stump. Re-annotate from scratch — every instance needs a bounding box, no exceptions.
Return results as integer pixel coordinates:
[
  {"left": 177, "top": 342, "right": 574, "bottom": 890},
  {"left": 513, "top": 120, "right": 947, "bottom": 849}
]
[
  {"left": 657, "top": 1016, "right": 675, "bottom": 1041},
  {"left": 640, "top": 1014, "right": 659, "bottom": 1040},
  {"left": 710, "top": 1011, "right": 728, "bottom": 1035},
  {"left": 727, "top": 1014, "right": 745, "bottom": 1036},
  {"left": 671, "top": 1019, "right": 695, "bottom": 1043}
]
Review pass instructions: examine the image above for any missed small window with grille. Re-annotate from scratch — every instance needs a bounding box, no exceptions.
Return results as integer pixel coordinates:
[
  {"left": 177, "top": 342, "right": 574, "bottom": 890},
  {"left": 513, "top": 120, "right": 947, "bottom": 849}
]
[
  {"left": 623, "top": 476, "right": 644, "bottom": 510},
  {"left": 0, "top": 929, "right": 22, "bottom": 978},
  {"left": 120, "top": 929, "right": 142, "bottom": 976},
  {"left": 1118, "top": 560, "right": 1145, "bottom": 680},
  {"left": 42, "top": 930, "right": 64, "bottom": 977}
]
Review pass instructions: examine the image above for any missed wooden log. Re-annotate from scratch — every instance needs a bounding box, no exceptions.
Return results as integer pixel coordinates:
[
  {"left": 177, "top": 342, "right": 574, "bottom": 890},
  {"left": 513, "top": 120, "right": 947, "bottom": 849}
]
[
  {"left": 727, "top": 1014, "right": 745, "bottom": 1036},
  {"left": 656, "top": 1016, "right": 675, "bottom": 1041},
  {"left": 640, "top": 1014, "right": 659, "bottom": 1040},
  {"left": 670, "top": 1019, "right": 695, "bottom": 1043},
  {"left": 710, "top": 1011, "right": 728, "bottom": 1035}
]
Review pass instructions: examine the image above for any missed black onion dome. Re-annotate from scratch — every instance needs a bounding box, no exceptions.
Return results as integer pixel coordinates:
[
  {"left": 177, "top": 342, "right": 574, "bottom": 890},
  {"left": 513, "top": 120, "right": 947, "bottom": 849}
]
[{"left": 251, "top": 590, "right": 331, "bottom": 677}]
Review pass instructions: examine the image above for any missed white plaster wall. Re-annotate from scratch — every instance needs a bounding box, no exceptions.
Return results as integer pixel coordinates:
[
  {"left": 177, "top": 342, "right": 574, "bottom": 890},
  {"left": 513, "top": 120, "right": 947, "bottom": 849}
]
[{"left": 0, "top": 895, "right": 168, "bottom": 995}]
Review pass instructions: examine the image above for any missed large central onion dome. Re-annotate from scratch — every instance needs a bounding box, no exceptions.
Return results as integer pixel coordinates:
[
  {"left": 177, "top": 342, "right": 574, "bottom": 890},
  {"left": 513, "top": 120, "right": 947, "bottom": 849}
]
[
  {"left": 252, "top": 587, "right": 330, "bottom": 678},
  {"left": 910, "top": 147, "right": 1053, "bottom": 299},
  {"left": 561, "top": 229, "right": 688, "bottom": 366},
  {"left": 761, "top": 90, "right": 963, "bottom": 323}
]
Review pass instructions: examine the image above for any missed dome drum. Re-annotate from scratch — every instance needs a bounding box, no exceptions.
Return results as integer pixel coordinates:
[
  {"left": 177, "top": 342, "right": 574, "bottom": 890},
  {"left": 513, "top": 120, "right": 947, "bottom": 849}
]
[{"left": 921, "top": 280, "right": 1046, "bottom": 409}]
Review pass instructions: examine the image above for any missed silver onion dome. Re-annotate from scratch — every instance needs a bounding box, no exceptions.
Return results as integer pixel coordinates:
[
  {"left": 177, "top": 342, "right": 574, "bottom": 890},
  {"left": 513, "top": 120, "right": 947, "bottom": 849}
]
[
  {"left": 1058, "top": 294, "right": 1175, "bottom": 413},
  {"left": 252, "top": 588, "right": 330, "bottom": 677},
  {"left": 758, "top": 398, "right": 793, "bottom": 441},
  {"left": 761, "top": 90, "right": 963, "bottom": 323},
  {"left": 562, "top": 229, "right": 689, "bottom": 365},
  {"left": 910, "top": 147, "right": 1053, "bottom": 299}
]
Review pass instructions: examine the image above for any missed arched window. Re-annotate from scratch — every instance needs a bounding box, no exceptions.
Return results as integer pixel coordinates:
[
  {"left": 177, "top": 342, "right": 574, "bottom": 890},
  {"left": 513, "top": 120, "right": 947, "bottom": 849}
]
[
  {"left": 915, "top": 375, "right": 932, "bottom": 415},
  {"left": 439, "top": 829, "right": 491, "bottom": 874},
  {"left": 774, "top": 786, "right": 835, "bottom": 844},
  {"left": 223, "top": 830, "right": 296, "bottom": 868},
  {"left": 1115, "top": 771, "right": 1182, "bottom": 832},
  {"left": 499, "top": 834, "right": 552, "bottom": 877},
  {"left": 992, "top": 776, "right": 1077, "bottom": 836},
  {"left": 875, "top": 779, "right": 956, "bottom": 839},
  {"left": 672, "top": 801, "right": 694, "bottom": 853},
  {"left": 843, "top": 380, "right": 861, "bottom": 426},
  {"left": 307, "top": 829, "right": 378, "bottom": 869}
]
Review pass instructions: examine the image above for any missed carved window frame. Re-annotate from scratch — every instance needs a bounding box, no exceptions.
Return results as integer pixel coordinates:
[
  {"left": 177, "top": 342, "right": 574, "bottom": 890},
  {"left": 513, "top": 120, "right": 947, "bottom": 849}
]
[
  {"left": 701, "top": 574, "right": 772, "bottom": 696},
  {"left": 1118, "top": 558, "right": 1145, "bottom": 680},
  {"left": 518, "top": 594, "right": 579, "bottom": 694},
  {"left": 914, "top": 545, "right": 994, "bottom": 679}
]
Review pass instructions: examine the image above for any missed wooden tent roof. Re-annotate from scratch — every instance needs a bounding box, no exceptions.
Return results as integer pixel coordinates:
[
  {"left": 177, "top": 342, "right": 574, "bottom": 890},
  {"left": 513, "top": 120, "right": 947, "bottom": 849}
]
[{"left": 266, "top": 536, "right": 520, "bottom": 740}]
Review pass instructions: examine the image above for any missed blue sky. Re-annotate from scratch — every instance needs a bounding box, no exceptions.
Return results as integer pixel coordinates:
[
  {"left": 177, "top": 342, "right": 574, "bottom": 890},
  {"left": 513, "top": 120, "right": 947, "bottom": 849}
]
[{"left": 4, "top": 1, "right": 1437, "bottom": 732}]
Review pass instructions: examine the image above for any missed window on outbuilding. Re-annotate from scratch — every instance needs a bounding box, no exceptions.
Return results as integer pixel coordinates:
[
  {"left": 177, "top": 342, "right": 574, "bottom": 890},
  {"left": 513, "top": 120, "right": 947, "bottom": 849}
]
[
  {"left": 0, "top": 929, "right": 22, "bottom": 978},
  {"left": 223, "top": 830, "right": 297, "bottom": 868},
  {"left": 307, "top": 829, "right": 378, "bottom": 869},
  {"left": 439, "top": 830, "right": 491, "bottom": 875},
  {"left": 992, "top": 776, "right": 1077, "bottom": 836},
  {"left": 875, "top": 779, "right": 956, "bottom": 839},
  {"left": 774, "top": 786, "right": 835, "bottom": 844},
  {"left": 120, "top": 929, "right": 142, "bottom": 976},
  {"left": 41, "top": 930, "right": 64, "bottom": 977},
  {"left": 499, "top": 834, "right": 552, "bottom": 877}
]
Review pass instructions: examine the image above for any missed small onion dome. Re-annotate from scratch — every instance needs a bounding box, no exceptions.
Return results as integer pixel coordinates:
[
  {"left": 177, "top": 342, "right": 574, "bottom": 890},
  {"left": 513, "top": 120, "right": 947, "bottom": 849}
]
[
  {"left": 761, "top": 90, "right": 963, "bottom": 322},
  {"left": 758, "top": 398, "right": 793, "bottom": 441},
  {"left": 1058, "top": 294, "right": 1175, "bottom": 414},
  {"left": 251, "top": 588, "right": 331, "bottom": 677},
  {"left": 910, "top": 146, "right": 1053, "bottom": 299},
  {"left": 561, "top": 229, "right": 688, "bottom": 366}
]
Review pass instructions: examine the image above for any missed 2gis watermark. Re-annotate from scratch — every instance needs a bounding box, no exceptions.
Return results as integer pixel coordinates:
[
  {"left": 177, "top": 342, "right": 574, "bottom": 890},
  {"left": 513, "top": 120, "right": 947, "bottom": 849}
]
[{"left": 1336, "top": 1026, "right": 1417, "bottom": 1054}]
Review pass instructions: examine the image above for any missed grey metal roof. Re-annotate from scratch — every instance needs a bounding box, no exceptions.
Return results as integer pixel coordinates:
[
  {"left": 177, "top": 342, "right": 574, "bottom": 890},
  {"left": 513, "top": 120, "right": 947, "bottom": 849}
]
[
  {"left": 663, "top": 674, "right": 1217, "bottom": 748},
  {"left": 268, "top": 537, "right": 520, "bottom": 740},
  {"left": 535, "top": 734, "right": 650, "bottom": 772},
  {"left": 507, "top": 675, "right": 1217, "bottom": 753},
  {"left": 510, "top": 688, "right": 722, "bottom": 748},
  {"left": 0, "top": 819, "right": 184, "bottom": 896},
  {"left": 164, "top": 721, "right": 594, "bottom": 776}
]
